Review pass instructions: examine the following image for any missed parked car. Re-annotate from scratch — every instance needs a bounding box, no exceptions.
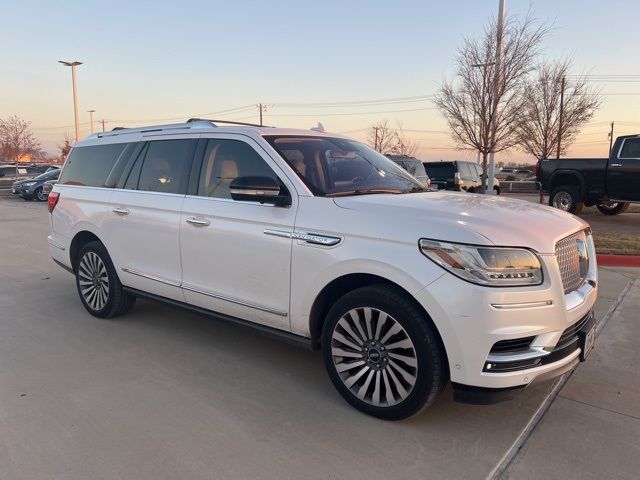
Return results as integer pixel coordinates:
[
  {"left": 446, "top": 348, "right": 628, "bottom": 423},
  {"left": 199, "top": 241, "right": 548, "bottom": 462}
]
[
  {"left": 496, "top": 167, "right": 534, "bottom": 181},
  {"left": 386, "top": 155, "right": 431, "bottom": 188},
  {"left": 12, "top": 169, "right": 60, "bottom": 201},
  {"left": 49, "top": 120, "right": 597, "bottom": 419},
  {"left": 423, "top": 161, "right": 500, "bottom": 194},
  {"left": 536, "top": 134, "right": 640, "bottom": 214}
]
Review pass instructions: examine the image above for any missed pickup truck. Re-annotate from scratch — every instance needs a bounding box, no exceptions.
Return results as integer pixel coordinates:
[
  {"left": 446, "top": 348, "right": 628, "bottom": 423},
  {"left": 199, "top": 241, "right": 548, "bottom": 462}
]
[{"left": 536, "top": 134, "right": 640, "bottom": 215}]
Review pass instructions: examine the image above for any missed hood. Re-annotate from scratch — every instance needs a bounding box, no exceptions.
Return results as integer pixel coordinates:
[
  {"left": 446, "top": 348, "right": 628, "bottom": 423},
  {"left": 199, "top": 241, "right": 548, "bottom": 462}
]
[{"left": 333, "top": 191, "right": 588, "bottom": 254}]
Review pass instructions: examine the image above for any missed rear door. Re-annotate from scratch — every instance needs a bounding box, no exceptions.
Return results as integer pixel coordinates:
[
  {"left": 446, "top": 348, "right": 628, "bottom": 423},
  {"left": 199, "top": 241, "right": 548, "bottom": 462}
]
[
  {"left": 608, "top": 137, "right": 640, "bottom": 200},
  {"left": 179, "top": 136, "right": 295, "bottom": 330},
  {"left": 104, "top": 137, "right": 197, "bottom": 301}
]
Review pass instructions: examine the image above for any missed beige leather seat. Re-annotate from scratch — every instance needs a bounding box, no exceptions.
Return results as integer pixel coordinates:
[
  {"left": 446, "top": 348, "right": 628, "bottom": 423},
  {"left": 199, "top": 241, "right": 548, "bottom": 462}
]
[{"left": 209, "top": 158, "right": 239, "bottom": 198}]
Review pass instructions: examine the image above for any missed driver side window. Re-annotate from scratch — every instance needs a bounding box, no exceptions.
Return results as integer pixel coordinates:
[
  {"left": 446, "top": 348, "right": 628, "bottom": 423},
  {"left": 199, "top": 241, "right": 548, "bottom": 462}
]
[{"left": 197, "top": 139, "right": 279, "bottom": 199}]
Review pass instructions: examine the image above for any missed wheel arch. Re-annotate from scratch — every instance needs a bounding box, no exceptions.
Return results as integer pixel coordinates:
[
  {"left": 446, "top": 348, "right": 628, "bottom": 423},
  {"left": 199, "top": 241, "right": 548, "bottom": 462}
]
[
  {"left": 308, "top": 273, "right": 448, "bottom": 367},
  {"left": 549, "top": 170, "right": 585, "bottom": 197},
  {"left": 69, "top": 230, "right": 102, "bottom": 272}
]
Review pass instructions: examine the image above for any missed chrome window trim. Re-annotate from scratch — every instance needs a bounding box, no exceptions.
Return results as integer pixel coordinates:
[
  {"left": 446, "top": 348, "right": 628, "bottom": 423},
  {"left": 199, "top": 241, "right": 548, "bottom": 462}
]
[
  {"left": 617, "top": 137, "right": 640, "bottom": 160},
  {"left": 181, "top": 283, "right": 288, "bottom": 317}
]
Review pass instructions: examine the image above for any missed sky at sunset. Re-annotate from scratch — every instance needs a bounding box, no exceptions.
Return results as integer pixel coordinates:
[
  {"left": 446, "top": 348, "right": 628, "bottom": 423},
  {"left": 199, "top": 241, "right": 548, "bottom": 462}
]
[{"left": 1, "top": 0, "right": 639, "bottom": 163}]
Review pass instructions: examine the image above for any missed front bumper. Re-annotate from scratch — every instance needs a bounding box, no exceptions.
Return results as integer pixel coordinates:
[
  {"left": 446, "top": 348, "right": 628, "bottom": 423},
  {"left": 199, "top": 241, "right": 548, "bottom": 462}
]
[{"left": 414, "top": 249, "right": 598, "bottom": 393}]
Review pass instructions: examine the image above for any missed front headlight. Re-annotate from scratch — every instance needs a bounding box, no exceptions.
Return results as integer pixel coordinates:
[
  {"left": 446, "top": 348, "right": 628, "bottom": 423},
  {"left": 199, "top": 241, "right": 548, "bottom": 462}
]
[
  {"left": 23, "top": 182, "right": 35, "bottom": 187},
  {"left": 419, "top": 239, "right": 543, "bottom": 286}
]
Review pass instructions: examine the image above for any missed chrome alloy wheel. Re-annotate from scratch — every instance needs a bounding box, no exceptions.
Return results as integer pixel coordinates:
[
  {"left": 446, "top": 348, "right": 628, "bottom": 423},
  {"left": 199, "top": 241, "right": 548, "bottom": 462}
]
[
  {"left": 78, "top": 251, "right": 110, "bottom": 311},
  {"left": 331, "top": 307, "right": 418, "bottom": 407},
  {"left": 553, "top": 191, "right": 573, "bottom": 211}
]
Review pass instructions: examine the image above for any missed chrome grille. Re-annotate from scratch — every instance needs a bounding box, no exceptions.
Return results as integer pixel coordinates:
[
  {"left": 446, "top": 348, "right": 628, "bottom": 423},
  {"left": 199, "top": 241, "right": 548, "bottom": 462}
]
[{"left": 555, "top": 230, "right": 589, "bottom": 294}]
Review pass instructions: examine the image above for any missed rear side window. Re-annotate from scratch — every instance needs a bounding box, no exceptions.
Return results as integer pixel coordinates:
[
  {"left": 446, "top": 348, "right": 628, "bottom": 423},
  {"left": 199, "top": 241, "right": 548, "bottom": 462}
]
[
  {"left": 423, "top": 163, "right": 455, "bottom": 179},
  {"left": 402, "top": 159, "right": 427, "bottom": 178},
  {"left": 58, "top": 143, "right": 128, "bottom": 187},
  {"left": 619, "top": 138, "right": 640, "bottom": 159},
  {"left": 136, "top": 139, "right": 195, "bottom": 194}
]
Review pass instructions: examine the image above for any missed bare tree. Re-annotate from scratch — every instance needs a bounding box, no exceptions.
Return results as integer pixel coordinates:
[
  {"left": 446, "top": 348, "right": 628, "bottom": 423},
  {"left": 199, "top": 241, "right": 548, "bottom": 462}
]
[
  {"left": 58, "top": 134, "right": 73, "bottom": 160},
  {"left": 434, "top": 12, "right": 549, "bottom": 191},
  {"left": 392, "top": 123, "right": 419, "bottom": 157},
  {"left": 516, "top": 60, "right": 601, "bottom": 160},
  {"left": 0, "top": 116, "right": 41, "bottom": 178},
  {"left": 366, "top": 120, "right": 396, "bottom": 155}
]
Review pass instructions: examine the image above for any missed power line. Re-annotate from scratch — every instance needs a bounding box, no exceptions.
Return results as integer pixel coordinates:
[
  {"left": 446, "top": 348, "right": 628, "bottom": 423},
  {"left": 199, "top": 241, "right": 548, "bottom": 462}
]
[{"left": 267, "top": 107, "right": 435, "bottom": 117}]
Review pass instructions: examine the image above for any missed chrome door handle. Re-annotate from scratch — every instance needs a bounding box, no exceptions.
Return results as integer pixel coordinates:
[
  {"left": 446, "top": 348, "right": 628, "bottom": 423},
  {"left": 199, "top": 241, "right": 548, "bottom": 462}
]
[
  {"left": 112, "top": 207, "right": 130, "bottom": 216},
  {"left": 186, "top": 217, "right": 210, "bottom": 227},
  {"left": 610, "top": 163, "right": 622, "bottom": 167}
]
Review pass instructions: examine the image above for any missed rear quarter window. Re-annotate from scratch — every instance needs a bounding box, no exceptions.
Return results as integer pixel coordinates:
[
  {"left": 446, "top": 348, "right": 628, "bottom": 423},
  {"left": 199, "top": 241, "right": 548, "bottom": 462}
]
[{"left": 58, "top": 143, "right": 129, "bottom": 187}]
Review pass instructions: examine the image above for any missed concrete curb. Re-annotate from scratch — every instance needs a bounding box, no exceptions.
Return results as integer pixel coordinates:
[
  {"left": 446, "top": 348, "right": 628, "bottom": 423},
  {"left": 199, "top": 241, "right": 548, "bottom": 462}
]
[{"left": 597, "top": 254, "right": 640, "bottom": 268}]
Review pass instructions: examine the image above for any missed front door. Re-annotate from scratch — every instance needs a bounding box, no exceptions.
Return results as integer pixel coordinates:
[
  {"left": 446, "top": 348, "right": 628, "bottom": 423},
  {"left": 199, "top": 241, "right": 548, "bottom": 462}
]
[
  {"left": 608, "top": 137, "right": 640, "bottom": 200},
  {"left": 179, "top": 137, "right": 296, "bottom": 330}
]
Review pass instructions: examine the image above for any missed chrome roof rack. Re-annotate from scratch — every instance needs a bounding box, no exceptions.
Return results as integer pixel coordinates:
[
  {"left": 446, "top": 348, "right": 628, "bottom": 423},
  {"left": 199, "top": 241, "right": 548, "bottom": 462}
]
[{"left": 186, "top": 118, "right": 272, "bottom": 128}]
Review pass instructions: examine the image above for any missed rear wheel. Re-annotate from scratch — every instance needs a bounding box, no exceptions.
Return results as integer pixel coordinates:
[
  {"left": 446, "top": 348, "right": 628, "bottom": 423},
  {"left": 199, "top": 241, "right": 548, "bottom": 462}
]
[
  {"left": 550, "top": 185, "right": 584, "bottom": 214},
  {"left": 75, "top": 241, "right": 135, "bottom": 318},
  {"left": 321, "top": 285, "right": 447, "bottom": 420},
  {"left": 596, "top": 202, "right": 630, "bottom": 215}
]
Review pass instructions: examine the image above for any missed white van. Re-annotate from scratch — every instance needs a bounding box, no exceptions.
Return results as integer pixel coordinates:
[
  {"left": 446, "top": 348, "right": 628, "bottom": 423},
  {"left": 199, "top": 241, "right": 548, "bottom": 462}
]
[{"left": 48, "top": 119, "right": 597, "bottom": 419}]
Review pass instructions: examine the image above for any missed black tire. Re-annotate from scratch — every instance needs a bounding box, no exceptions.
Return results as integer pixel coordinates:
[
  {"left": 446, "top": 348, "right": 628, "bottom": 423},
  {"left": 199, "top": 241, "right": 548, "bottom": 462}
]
[
  {"left": 494, "top": 185, "right": 501, "bottom": 195},
  {"left": 596, "top": 202, "right": 630, "bottom": 215},
  {"left": 34, "top": 187, "right": 45, "bottom": 202},
  {"left": 75, "top": 241, "right": 136, "bottom": 318},
  {"left": 549, "top": 185, "right": 584, "bottom": 214},
  {"left": 321, "top": 284, "right": 447, "bottom": 420}
]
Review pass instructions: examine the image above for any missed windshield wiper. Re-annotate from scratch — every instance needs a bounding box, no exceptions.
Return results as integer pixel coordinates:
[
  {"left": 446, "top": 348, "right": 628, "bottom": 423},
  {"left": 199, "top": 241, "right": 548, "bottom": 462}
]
[{"left": 327, "top": 188, "right": 404, "bottom": 197}]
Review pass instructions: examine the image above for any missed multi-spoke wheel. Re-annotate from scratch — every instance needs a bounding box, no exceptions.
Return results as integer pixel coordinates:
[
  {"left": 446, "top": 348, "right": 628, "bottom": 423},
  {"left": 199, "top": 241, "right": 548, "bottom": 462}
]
[
  {"left": 75, "top": 241, "right": 135, "bottom": 318},
  {"left": 322, "top": 285, "right": 447, "bottom": 420},
  {"left": 78, "top": 251, "right": 110, "bottom": 311},
  {"left": 331, "top": 307, "right": 417, "bottom": 407}
]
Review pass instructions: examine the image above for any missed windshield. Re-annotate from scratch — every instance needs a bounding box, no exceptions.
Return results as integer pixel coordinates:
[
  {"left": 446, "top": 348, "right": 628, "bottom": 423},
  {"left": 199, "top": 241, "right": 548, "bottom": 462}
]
[
  {"left": 265, "top": 136, "right": 425, "bottom": 196},
  {"left": 423, "top": 163, "right": 455, "bottom": 180}
]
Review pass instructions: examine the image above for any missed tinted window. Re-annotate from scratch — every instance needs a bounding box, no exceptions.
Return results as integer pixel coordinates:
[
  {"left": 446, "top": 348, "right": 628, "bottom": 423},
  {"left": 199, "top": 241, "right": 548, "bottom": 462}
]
[
  {"left": 58, "top": 143, "right": 128, "bottom": 187},
  {"left": 36, "top": 169, "right": 60, "bottom": 181},
  {"left": 619, "top": 138, "right": 640, "bottom": 158},
  {"left": 198, "top": 139, "right": 279, "bottom": 199},
  {"left": 423, "top": 163, "right": 455, "bottom": 180},
  {"left": 266, "top": 136, "right": 423, "bottom": 196},
  {"left": 402, "top": 159, "right": 427, "bottom": 178},
  {"left": 137, "top": 140, "right": 194, "bottom": 194}
]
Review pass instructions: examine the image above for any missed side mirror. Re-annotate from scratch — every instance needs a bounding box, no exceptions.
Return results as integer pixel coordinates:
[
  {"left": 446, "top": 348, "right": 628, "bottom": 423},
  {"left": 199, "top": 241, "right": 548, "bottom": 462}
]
[{"left": 229, "top": 176, "right": 290, "bottom": 206}]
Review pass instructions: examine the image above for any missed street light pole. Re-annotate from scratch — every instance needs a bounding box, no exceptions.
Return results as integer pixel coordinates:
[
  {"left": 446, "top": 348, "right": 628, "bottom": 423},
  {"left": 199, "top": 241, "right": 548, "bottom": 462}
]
[
  {"left": 471, "top": 61, "right": 495, "bottom": 168},
  {"left": 58, "top": 60, "right": 83, "bottom": 141},
  {"left": 487, "top": 0, "right": 505, "bottom": 194},
  {"left": 87, "top": 109, "right": 96, "bottom": 133}
]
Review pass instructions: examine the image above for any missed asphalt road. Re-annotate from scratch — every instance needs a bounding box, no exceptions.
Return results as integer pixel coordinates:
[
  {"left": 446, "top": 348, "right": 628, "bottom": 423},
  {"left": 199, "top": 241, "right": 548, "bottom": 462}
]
[{"left": 0, "top": 196, "right": 635, "bottom": 480}]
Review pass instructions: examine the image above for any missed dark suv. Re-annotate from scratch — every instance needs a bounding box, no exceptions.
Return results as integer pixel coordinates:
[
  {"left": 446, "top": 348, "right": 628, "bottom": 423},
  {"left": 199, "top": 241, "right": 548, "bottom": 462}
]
[
  {"left": 422, "top": 161, "right": 500, "bottom": 194},
  {"left": 11, "top": 169, "right": 61, "bottom": 201}
]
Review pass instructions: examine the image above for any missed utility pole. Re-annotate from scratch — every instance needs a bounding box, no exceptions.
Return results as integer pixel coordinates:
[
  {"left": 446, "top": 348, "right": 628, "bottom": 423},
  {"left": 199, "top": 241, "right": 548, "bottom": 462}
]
[
  {"left": 608, "top": 121, "right": 615, "bottom": 154},
  {"left": 87, "top": 109, "right": 96, "bottom": 133},
  {"left": 100, "top": 119, "right": 106, "bottom": 132},
  {"left": 257, "top": 103, "right": 267, "bottom": 126},
  {"left": 486, "top": 0, "right": 505, "bottom": 194},
  {"left": 58, "top": 61, "right": 83, "bottom": 141},
  {"left": 471, "top": 61, "right": 495, "bottom": 170},
  {"left": 374, "top": 126, "right": 379, "bottom": 152},
  {"left": 556, "top": 75, "right": 566, "bottom": 159}
]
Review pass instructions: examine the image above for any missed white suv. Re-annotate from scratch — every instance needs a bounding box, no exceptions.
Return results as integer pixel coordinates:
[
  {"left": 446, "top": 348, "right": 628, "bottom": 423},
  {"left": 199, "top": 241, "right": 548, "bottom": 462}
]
[{"left": 48, "top": 119, "right": 598, "bottom": 419}]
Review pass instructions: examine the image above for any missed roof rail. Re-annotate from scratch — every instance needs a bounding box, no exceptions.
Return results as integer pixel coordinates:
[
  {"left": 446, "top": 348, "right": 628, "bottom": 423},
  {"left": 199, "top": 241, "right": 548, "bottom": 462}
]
[
  {"left": 186, "top": 118, "right": 271, "bottom": 128},
  {"left": 111, "top": 127, "right": 128, "bottom": 131}
]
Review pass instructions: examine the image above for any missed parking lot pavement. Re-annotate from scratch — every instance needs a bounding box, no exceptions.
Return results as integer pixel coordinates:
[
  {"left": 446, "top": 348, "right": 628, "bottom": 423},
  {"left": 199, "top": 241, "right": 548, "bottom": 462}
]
[{"left": 0, "top": 198, "right": 637, "bottom": 480}]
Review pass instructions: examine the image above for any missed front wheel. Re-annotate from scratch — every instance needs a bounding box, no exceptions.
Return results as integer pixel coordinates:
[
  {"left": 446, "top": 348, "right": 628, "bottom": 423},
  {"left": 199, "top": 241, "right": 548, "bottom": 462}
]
[
  {"left": 321, "top": 285, "right": 447, "bottom": 420},
  {"left": 34, "top": 187, "right": 46, "bottom": 202},
  {"left": 596, "top": 202, "right": 630, "bottom": 215},
  {"left": 75, "top": 241, "right": 136, "bottom": 318},
  {"left": 550, "top": 185, "right": 584, "bottom": 214}
]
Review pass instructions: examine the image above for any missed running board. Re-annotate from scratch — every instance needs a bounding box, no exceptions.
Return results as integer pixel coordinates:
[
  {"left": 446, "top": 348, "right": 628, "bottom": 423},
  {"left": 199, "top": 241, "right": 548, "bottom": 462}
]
[{"left": 122, "top": 287, "right": 319, "bottom": 351}]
